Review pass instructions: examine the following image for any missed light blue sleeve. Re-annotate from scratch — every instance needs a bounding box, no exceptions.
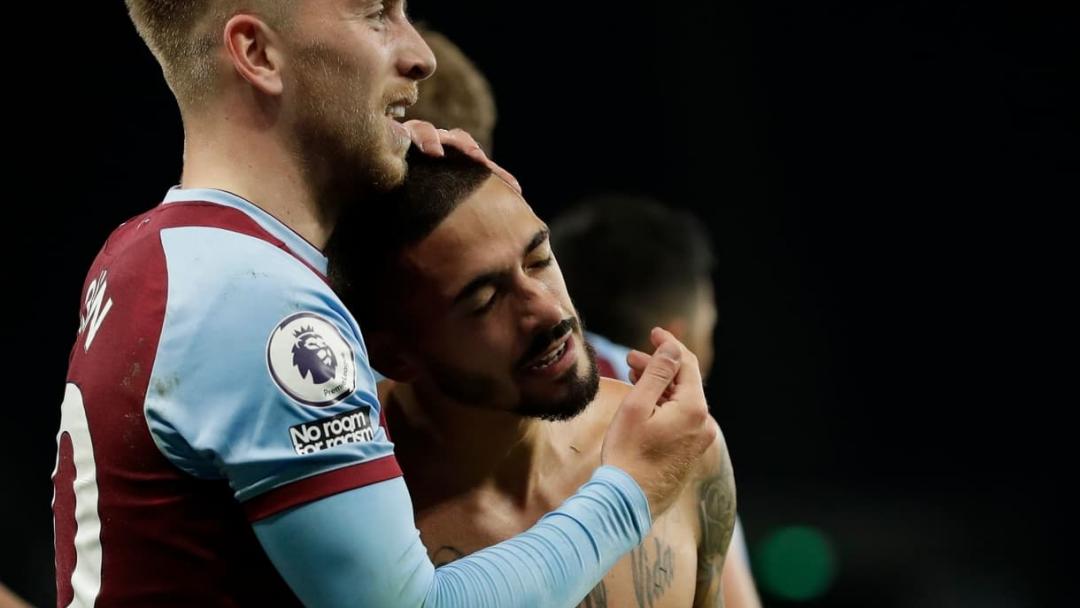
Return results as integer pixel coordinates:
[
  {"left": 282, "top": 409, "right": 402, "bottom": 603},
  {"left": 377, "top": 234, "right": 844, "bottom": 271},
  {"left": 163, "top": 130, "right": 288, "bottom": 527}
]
[
  {"left": 145, "top": 227, "right": 394, "bottom": 506},
  {"left": 254, "top": 466, "right": 652, "bottom": 608}
]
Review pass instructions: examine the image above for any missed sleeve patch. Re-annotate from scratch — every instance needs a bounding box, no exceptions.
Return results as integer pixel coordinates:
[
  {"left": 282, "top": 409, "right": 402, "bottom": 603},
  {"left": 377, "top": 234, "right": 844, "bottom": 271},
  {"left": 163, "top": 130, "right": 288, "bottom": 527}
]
[
  {"left": 267, "top": 312, "right": 357, "bottom": 407},
  {"left": 289, "top": 406, "right": 376, "bottom": 455}
]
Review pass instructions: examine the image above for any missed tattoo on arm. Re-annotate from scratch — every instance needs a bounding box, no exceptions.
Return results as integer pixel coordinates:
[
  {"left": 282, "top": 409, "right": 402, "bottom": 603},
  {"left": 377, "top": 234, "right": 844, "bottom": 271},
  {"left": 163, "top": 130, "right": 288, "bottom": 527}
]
[
  {"left": 631, "top": 537, "right": 676, "bottom": 608},
  {"left": 696, "top": 473, "right": 736, "bottom": 588},
  {"left": 699, "top": 474, "right": 736, "bottom": 557},
  {"left": 583, "top": 581, "right": 608, "bottom": 608}
]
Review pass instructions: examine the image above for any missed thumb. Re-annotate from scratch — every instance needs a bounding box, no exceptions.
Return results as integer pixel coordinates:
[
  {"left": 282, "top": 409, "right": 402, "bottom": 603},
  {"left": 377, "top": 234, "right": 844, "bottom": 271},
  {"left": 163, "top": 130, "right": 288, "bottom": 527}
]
[{"left": 621, "top": 340, "right": 682, "bottom": 412}]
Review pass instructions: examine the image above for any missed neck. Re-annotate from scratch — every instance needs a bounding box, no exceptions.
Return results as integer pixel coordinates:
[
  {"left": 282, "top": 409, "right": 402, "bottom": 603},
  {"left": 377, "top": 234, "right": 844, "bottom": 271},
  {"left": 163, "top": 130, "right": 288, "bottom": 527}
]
[
  {"left": 391, "top": 382, "right": 564, "bottom": 501},
  {"left": 177, "top": 105, "right": 338, "bottom": 250}
]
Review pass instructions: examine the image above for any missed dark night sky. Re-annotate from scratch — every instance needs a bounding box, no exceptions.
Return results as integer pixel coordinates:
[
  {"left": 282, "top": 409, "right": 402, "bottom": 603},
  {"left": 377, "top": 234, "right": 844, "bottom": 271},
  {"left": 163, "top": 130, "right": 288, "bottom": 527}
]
[{"left": 4, "top": 2, "right": 1069, "bottom": 606}]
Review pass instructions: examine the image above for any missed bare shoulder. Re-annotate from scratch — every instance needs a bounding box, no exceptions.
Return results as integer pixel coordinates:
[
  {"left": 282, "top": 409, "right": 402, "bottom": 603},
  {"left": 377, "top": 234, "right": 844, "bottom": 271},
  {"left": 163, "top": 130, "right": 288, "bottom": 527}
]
[
  {"left": 696, "top": 418, "right": 729, "bottom": 481},
  {"left": 556, "top": 378, "right": 632, "bottom": 458},
  {"left": 598, "top": 375, "right": 633, "bottom": 400},
  {"left": 585, "top": 376, "right": 634, "bottom": 426}
]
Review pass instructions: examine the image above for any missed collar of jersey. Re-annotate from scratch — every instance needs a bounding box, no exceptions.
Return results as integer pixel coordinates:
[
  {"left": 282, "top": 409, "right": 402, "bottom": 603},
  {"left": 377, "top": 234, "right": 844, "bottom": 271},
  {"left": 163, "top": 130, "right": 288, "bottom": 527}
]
[{"left": 161, "top": 187, "right": 328, "bottom": 276}]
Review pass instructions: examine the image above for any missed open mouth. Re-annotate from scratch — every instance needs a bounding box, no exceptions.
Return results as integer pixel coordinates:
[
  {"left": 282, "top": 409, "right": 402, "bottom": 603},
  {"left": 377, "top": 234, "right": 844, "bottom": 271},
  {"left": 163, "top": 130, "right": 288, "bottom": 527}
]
[
  {"left": 383, "top": 101, "right": 411, "bottom": 149},
  {"left": 520, "top": 330, "right": 577, "bottom": 377},
  {"left": 527, "top": 339, "right": 569, "bottom": 371}
]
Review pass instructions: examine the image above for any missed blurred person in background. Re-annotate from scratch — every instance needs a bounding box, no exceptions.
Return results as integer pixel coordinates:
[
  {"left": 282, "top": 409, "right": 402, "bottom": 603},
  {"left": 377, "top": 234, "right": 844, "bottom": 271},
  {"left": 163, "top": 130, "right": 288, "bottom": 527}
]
[{"left": 406, "top": 26, "right": 497, "bottom": 154}]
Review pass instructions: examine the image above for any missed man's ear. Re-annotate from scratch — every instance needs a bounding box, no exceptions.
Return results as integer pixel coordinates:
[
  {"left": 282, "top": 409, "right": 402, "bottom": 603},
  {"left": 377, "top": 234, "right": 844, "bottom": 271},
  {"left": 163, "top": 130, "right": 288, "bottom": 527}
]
[{"left": 223, "top": 13, "right": 286, "bottom": 96}]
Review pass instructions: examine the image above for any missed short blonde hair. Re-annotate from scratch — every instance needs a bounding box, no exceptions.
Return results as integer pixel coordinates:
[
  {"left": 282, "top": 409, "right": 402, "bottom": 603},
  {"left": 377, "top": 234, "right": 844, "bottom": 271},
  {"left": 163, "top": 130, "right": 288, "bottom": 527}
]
[{"left": 125, "top": 0, "right": 287, "bottom": 107}]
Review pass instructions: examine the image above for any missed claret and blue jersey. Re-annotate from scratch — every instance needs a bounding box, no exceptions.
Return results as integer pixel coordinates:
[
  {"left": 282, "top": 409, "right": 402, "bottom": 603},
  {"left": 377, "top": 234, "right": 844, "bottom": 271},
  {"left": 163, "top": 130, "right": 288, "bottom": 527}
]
[{"left": 55, "top": 188, "right": 396, "bottom": 605}]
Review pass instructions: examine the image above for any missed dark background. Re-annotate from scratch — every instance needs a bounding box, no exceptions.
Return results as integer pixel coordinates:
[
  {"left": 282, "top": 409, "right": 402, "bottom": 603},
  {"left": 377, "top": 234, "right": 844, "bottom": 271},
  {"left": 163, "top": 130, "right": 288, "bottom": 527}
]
[{"left": 4, "top": 1, "right": 1070, "bottom": 606}]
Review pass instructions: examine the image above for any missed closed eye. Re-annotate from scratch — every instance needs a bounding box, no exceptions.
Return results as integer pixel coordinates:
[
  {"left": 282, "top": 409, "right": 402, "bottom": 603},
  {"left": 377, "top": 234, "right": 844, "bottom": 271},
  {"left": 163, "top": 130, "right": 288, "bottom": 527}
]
[
  {"left": 529, "top": 257, "right": 554, "bottom": 270},
  {"left": 472, "top": 292, "right": 499, "bottom": 316}
]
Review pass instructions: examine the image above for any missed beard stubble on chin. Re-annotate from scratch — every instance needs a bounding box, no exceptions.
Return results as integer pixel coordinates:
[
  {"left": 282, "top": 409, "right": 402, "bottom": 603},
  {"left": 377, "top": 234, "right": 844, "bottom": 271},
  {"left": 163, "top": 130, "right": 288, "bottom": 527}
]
[{"left": 424, "top": 329, "right": 602, "bottom": 423}]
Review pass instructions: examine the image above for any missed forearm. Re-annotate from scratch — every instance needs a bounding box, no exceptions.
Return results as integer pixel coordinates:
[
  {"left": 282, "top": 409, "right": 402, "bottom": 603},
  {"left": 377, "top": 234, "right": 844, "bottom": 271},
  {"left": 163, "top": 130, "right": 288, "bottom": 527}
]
[{"left": 256, "top": 466, "right": 652, "bottom": 607}]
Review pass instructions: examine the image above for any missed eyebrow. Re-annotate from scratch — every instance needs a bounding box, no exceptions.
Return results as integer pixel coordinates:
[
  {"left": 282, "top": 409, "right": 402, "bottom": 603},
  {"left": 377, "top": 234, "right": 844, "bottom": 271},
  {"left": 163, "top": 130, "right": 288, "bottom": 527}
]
[
  {"left": 525, "top": 228, "right": 550, "bottom": 258},
  {"left": 452, "top": 228, "right": 550, "bottom": 306}
]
